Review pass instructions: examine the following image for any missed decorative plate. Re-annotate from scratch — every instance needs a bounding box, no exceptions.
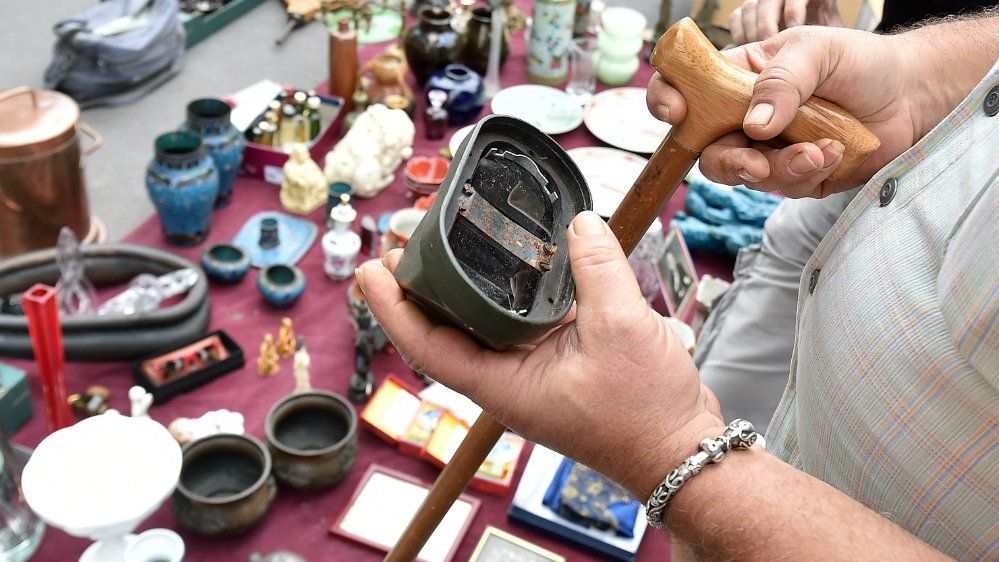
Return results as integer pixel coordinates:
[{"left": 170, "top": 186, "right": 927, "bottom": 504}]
[
  {"left": 233, "top": 211, "right": 318, "bottom": 268},
  {"left": 448, "top": 124, "right": 476, "bottom": 158},
  {"left": 567, "top": 146, "right": 648, "bottom": 217},
  {"left": 490, "top": 85, "right": 584, "bottom": 135},
  {"left": 583, "top": 87, "right": 672, "bottom": 153},
  {"left": 327, "top": 7, "right": 403, "bottom": 44}
]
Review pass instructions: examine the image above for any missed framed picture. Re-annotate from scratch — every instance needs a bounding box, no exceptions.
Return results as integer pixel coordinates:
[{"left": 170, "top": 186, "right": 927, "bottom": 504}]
[
  {"left": 469, "top": 526, "right": 566, "bottom": 562},
  {"left": 655, "top": 225, "right": 699, "bottom": 321},
  {"left": 328, "top": 464, "right": 480, "bottom": 562}
]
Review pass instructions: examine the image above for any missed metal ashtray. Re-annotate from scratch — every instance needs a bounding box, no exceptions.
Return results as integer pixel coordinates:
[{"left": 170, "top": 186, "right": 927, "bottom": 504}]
[{"left": 395, "top": 115, "right": 591, "bottom": 349}]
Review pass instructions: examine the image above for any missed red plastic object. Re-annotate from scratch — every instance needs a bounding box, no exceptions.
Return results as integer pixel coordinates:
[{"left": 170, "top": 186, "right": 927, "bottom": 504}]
[{"left": 21, "top": 284, "right": 74, "bottom": 433}]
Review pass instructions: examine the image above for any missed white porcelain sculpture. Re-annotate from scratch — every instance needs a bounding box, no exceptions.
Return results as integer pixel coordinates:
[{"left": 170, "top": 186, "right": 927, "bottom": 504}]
[
  {"left": 21, "top": 413, "right": 182, "bottom": 562},
  {"left": 324, "top": 104, "right": 415, "bottom": 198},
  {"left": 128, "top": 386, "right": 152, "bottom": 418},
  {"left": 167, "top": 409, "right": 245, "bottom": 445}
]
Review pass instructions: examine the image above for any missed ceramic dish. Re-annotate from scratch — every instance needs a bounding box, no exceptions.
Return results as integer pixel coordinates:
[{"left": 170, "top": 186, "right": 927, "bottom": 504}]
[
  {"left": 448, "top": 124, "right": 476, "bottom": 158},
  {"left": 232, "top": 212, "right": 318, "bottom": 268},
  {"left": 490, "top": 85, "right": 584, "bottom": 135},
  {"left": 567, "top": 147, "right": 648, "bottom": 217},
  {"left": 404, "top": 156, "right": 449, "bottom": 197},
  {"left": 583, "top": 87, "right": 671, "bottom": 153}
]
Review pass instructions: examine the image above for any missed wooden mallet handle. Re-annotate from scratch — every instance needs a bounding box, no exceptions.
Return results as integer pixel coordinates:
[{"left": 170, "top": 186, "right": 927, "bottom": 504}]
[{"left": 387, "top": 17, "right": 879, "bottom": 561}]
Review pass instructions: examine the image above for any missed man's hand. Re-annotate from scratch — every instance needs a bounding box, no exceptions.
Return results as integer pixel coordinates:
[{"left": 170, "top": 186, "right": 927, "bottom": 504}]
[
  {"left": 730, "top": 0, "right": 841, "bottom": 44},
  {"left": 359, "top": 211, "right": 723, "bottom": 500}
]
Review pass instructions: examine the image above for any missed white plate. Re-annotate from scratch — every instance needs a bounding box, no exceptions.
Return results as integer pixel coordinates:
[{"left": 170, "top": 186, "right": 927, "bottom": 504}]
[
  {"left": 568, "top": 146, "right": 648, "bottom": 217},
  {"left": 490, "top": 85, "right": 584, "bottom": 135},
  {"left": 583, "top": 87, "right": 671, "bottom": 153},
  {"left": 448, "top": 124, "right": 476, "bottom": 158}
]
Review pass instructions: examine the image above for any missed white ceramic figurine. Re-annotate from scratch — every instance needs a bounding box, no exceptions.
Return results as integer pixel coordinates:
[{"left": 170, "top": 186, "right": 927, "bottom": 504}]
[{"left": 324, "top": 104, "right": 415, "bottom": 198}]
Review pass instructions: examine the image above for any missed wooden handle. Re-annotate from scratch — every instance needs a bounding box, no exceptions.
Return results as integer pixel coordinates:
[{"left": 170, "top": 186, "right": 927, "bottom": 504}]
[{"left": 651, "top": 18, "right": 880, "bottom": 180}]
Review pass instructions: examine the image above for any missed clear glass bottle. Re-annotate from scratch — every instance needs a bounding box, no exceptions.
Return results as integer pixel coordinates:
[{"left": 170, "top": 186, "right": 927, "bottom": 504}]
[
  {"left": 322, "top": 195, "right": 362, "bottom": 281},
  {"left": 277, "top": 103, "right": 299, "bottom": 150},
  {"left": 423, "top": 89, "right": 449, "bottom": 140},
  {"left": 0, "top": 429, "right": 44, "bottom": 562}
]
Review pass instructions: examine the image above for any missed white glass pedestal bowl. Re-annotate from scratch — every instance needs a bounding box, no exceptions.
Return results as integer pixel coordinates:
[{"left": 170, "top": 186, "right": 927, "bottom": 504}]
[{"left": 21, "top": 413, "right": 182, "bottom": 562}]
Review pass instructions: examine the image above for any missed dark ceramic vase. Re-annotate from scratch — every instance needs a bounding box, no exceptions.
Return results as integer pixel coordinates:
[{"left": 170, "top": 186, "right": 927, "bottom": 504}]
[
  {"left": 145, "top": 132, "right": 219, "bottom": 247},
  {"left": 181, "top": 98, "right": 244, "bottom": 208},
  {"left": 403, "top": 7, "right": 464, "bottom": 86},
  {"left": 425, "top": 64, "right": 484, "bottom": 126},
  {"left": 265, "top": 390, "right": 358, "bottom": 490},
  {"left": 409, "top": 0, "right": 449, "bottom": 16},
  {"left": 461, "top": 6, "right": 509, "bottom": 76},
  {"left": 170, "top": 434, "right": 277, "bottom": 537}
]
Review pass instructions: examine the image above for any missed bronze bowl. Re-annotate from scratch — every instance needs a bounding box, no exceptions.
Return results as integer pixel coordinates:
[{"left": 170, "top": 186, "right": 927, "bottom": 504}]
[
  {"left": 170, "top": 433, "right": 276, "bottom": 537},
  {"left": 265, "top": 390, "right": 358, "bottom": 490}
]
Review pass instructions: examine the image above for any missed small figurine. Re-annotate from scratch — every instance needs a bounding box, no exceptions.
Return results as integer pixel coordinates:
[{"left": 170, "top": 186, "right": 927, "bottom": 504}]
[
  {"left": 280, "top": 144, "right": 328, "bottom": 215},
  {"left": 324, "top": 104, "right": 415, "bottom": 198},
  {"left": 277, "top": 317, "right": 296, "bottom": 357},
  {"left": 168, "top": 409, "right": 245, "bottom": 445},
  {"left": 348, "top": 299, "right": 388, "bottom": 404},
  {"left": 68, "top": 385, "right": 111, "bottom": 419},
  {"left": 293, "top": 337, "right": 312, "bottom": 392},
  {"left": 258, "top": 334, "right": 281, "bottom": 376},
  {"left": 129, "top": 385, "right": 153, "bottom": 418}
]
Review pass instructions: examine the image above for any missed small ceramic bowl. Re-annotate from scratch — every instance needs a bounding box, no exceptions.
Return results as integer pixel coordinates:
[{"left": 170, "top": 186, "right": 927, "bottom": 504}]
[
  {"left": 257, "top": 264, "right": 305, "bottom": 308},
  {"left": 265, "top": 390, "right": 358, "bottom": 490},
  {"left": 200, "top": 243, "right": 250, "bottom": 284},
  {"left": 404, "top": 156, "right": 449, "bottom": 197},
  {"left": 169, "top": 434, "right": 276, "bottom": 537}
]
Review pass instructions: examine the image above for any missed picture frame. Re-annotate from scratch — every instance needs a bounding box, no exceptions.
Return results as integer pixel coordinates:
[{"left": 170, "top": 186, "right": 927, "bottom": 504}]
[
  {"left": 328, "top": 464, "right": 480, "bottom": 562},
  {"left": 469, "top": 526, "right": 566, "bottom": 562},
  {"left": 654, "top": 225, "right": 699, "bottom": 321}
]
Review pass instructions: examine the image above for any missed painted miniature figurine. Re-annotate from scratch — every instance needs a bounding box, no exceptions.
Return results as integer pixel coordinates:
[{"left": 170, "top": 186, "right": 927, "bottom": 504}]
[
  {"left": 258, "top": 334, "right": 281, "bottom": 376},
  {"left": 293, "top": 337, "right": 312, "bottom": 392},
  {"left": 129, "top": 385, "right": 153, "bottom": 418},
  {"left": 348, "top": 299, "right": 388, "bottom": 403},
  {"left": 280, "top": 144, "right": 328, "bottom": 215},
  {"left": 168, "top": 409, "right": 245, "bottom": 445},
  {"left": 277, "top": 317, "right": 296, "bottom": 357},
  {"left": 324, "top": 104, "right": 415, "bottom": 198}
]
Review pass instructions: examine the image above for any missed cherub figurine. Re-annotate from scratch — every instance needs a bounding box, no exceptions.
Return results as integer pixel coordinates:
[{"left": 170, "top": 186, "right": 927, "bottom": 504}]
[
  {"left": 277, "top": 317, "right": 296, "bottom": 357},
  {"left": 293, "top": 337, "right": 312, "bottom": 392},
  {"left": 280, "top": 144, "right": 327, "bottom": 215},
  {"left": 129, "top": 385, "right": 153, "bottom": 418},
  {"left": 258, "top": 334, "right": 281, "bottom": 376}
]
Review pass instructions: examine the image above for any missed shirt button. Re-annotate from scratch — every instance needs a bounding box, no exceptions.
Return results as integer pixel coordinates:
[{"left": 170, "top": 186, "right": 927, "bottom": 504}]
[
  {"left": 879, "top": 178, "right": 897, "bottom": 207},
  {"left": 808, "top": 268, "right": 820, "bottom": 294},
  {"left": 985, "top": 85, "right": 999, "bottom": 117}
]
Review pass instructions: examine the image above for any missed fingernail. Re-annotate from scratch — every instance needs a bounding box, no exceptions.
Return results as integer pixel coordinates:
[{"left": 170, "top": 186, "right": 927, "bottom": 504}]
[
  {"left": 789, "top": 150, "right": 819, "bottom": 175},
  {"left": 821, "top": 140, "right": 845, "bottom": 167},
  {"left": 655, "top": 104, "right": 671, "bottom": 123},
  {"left": 737, "top": 169, "right": 760, "bottom": 183},
  {"left": 570, "top": 211, "right": 609, "bottom": 237},
  {"left": 355, "top": 267, "right": 366, "bottom": 293},
  {"left": 786, "top": 18, "right": 801, "bottom": 27},
  {"left": 745, "top": 103, "right": 774, "bottom": 127}
]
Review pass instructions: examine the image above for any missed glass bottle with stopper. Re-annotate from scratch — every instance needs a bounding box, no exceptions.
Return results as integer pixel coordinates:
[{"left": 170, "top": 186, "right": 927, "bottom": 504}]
[
  {"left": 423, "top": 89, "right": 449, "bottom": 140},
  {"left": 321, "top": 195, "right": 362, "bottom": 281}
]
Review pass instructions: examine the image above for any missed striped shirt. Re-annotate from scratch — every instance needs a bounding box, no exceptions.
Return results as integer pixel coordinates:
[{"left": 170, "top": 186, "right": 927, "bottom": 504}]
[{"left": 768, "top": 62, "right": 999, "bottom": 560}]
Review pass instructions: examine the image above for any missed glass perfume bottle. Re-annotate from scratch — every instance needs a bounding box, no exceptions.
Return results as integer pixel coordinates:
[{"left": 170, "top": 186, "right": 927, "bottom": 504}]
[
  {"left": 322, "top": 195, "right": 362, "bottom": 281},
  {"left": 423, "top": 89, "right": 449, "bottom": 140},
  {"left": 0, "top": 429, "right": 44, "bottom": 562}
]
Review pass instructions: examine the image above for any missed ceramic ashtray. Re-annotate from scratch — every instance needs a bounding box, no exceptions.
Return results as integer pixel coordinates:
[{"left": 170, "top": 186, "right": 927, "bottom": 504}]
[
  {"left": 257, "top": 264, "right": 306, "bottom": 308},
  {"left": 404, "top": 156, "right": 449, "bottom": 197},
  {"left": 200, "top": 243, "right": 251, "bottom": 284}
]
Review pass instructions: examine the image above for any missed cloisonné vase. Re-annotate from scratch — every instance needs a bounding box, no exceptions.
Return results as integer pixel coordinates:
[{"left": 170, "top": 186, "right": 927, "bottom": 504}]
[
  {"left": 258, "top": 264, "right": 306, "bottom": 308},
  {"left": 424, "top": 64, "right": 485, "bottom": 125},
  {"left": 146, "top": 132, "right": 219, "bottom": 247},
  {"left": 527, "top": 0, "right": 575, "bottom": 85},
  {"left": 403, "top": 7, "right": 464, "bottom": 86},
  {"left": 181, "top": 98, "right": 244, "bottom": 208}
]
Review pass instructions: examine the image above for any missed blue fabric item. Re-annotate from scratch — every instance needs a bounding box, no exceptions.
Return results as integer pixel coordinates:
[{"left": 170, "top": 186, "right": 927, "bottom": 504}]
[
  {"left": 543, "top": 458, "right": 641, "bottom": 538},
  {"left": 675, "top": 175, "right": 781, "bottom": 256}
]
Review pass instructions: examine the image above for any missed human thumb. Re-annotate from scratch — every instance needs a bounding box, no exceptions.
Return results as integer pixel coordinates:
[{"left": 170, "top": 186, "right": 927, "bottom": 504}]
[
  {"left": 567, "top": 211, "right": 646, "bottom": 327},
  {"left": 742, "top": 33, "right": 824, "bottom": 141}
]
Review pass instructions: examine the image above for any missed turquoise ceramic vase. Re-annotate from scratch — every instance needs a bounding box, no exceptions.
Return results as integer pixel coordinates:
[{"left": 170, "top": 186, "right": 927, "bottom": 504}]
[
  {"left": 258, "top": 264, "right": 306, "bottom": 308},
  {"left": 146, "top": 132, "right": 219, "bottom": 247},
  {"left": 181, "top": 98, "right": 244, "bottom": 208}
]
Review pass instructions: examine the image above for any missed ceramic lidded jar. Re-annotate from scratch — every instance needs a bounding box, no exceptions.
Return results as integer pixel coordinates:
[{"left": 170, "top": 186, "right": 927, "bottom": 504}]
[
  {"left": 424, "top": 64, "right": 485, "bottom": 126},
  {"left": 595, "top": 7, "right": 647, "bottom": 85},
  {"left": 180, "top": 98, "right": 244, "bottom": 208},
  {"left": 145, "top": 132, "right": 219, "bottom": 247},
  {"left": 461, "top": 6, "right": 509, "bottom": 76},
  {"left": 527, "top": 0, "right": 576, "bottom": 85},
  {"left": 403, "top": 6, "right": 464, "bottom": 86}
]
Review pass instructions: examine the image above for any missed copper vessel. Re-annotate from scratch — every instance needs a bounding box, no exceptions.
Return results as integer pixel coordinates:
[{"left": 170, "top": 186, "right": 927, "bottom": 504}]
[{"left": 0, "top": 87, "right": 101, "bottom": 258}]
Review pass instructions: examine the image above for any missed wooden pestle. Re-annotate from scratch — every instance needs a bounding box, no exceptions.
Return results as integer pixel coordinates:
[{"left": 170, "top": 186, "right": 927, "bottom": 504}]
[{"left": 386, "top": 17, "right": 879, "bottom": 561}]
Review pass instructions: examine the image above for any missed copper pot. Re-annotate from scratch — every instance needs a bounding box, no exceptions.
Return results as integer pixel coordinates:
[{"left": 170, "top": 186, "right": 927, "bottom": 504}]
[{"left": 0, "top": 87, "right": 102, "bottom": 258}]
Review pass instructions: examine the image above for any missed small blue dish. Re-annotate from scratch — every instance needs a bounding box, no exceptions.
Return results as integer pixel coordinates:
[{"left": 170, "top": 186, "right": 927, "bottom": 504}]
[
  {"left": 201, "top": 243, "right": 251, "bottom": 284},
  {"left": 258, "top": 264, "right": 305, "bottom": 308}
]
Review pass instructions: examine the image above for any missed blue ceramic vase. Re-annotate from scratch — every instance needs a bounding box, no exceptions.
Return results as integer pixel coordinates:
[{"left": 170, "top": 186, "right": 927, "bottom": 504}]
[
  {"left": 181, "top": 98, "right": 244, "bottom": 208},
  {"left": 258, "top": 264, "right": 306, "bottom": 308},
  {"left": 425, "top": 65, "right": 484, "bottom": 126},
  {"left": 201, "top": 243, "right": 251, "bottom": 284},
  {"left": 146, "top": 132, "right": 220, "bottom": 247}
]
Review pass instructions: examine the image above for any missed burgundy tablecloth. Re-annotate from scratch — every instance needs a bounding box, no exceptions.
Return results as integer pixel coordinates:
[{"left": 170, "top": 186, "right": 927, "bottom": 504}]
[{"left": 10, "top": 10, "right": 734, "bottom": 561}]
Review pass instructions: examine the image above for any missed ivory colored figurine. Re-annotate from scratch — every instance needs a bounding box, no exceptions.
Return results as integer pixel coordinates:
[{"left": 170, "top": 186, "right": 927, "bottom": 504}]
[
  {"left": 293, "top": 337, "right": 312, "bottom": 392},
  {"left": 277, "top": 317, "right": 296, "bottom": 357},
  {"left": 258, "top": 334, "right": 281, "bottom": 376},
  {"left": 324, "top": 104, "right": 415, "bottom": 198},
  {"left": 168, "top": 409, "right": 245, "bottom": 445},
  {"left": 129, "top": 385, "right": 153, "bottom": 418},
  {"left": 280, "top": 144, "right": 328, "bottom": 215}
]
